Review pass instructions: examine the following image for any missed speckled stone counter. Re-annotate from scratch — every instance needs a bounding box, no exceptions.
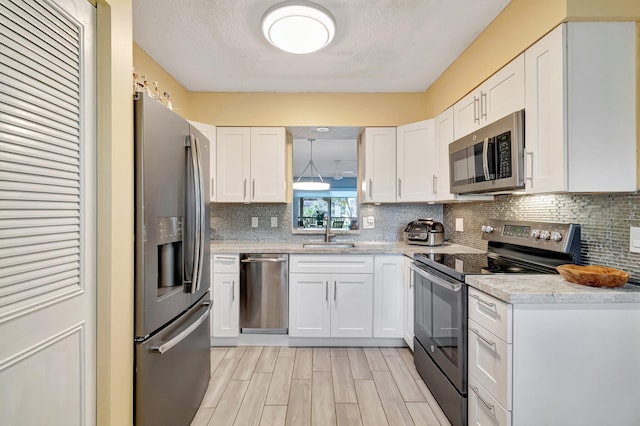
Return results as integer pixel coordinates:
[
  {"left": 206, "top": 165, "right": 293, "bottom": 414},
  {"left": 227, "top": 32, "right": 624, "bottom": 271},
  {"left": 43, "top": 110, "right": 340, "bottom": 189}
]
[
  {"left": 466, "top": 274, "right": 640, "bottom": 304},
  {"left": 210, "top": 241, "right": 484, "bottom": 257}
]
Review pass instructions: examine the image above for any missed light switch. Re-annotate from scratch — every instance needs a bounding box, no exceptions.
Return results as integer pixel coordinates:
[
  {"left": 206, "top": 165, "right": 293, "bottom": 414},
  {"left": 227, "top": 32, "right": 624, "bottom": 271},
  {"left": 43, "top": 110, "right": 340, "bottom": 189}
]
[
  {"left": 251, "top": 217, "right": 259, "bottom": 228},
  {"left": 630, "top": 227, "right": 640, "bottom": 253},
  {"left": 271, "top": 217, "right": 278, "bottom": 227},
  {"left": 455, "top": 218, "right": 464, "bottom": 232},
  {"left": 362, "top": 216, "right": 375, "bottom": 229}
]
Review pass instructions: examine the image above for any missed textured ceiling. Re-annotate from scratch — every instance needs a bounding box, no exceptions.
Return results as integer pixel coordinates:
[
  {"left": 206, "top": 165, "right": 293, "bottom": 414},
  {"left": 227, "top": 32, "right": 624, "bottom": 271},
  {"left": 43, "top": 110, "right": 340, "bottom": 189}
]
[{"left": 133, "top": 0, "right": 511, "bottom": 93}]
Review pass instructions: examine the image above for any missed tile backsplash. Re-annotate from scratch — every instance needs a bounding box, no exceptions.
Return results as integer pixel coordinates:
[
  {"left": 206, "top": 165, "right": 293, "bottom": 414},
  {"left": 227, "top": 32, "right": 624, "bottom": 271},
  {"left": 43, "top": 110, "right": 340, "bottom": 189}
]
[
  {"left": 210, "top": 203, "right": 443, "bottom": 243},
  {"left": 443, "top": 192, "right": 640, "bottom": 282}
]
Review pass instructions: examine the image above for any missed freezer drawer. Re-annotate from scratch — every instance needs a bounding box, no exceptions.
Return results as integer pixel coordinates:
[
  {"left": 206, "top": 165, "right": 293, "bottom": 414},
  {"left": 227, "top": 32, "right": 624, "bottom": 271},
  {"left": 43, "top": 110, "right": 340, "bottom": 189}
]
[{"left": 135, "top": 295, "right": 211, "bottom": 426}]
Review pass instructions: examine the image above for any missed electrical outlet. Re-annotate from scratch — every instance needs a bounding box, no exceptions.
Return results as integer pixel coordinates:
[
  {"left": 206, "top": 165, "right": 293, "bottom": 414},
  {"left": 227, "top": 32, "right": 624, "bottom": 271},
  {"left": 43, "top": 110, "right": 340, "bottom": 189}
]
[
  {"left": 271, "top": 217, "right": 278, "bottom": 228},
  {"left": 455, "top": 218, "right": 464, "bottom": 232},
  {"left": 630, "top": 227, "right": 640, "bottom": 253},
  {"left": 362, "top": 216, "right": 375, "bottom": 229},
  {"left": 251, "top": 217, "right": 258, "bottom": 228}
]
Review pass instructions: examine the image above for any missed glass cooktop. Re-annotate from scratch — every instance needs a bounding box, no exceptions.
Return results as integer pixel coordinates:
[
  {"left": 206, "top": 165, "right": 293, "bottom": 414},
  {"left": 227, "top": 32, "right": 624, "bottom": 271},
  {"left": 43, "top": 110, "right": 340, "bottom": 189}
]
[{"left": 413, "top": 252, "right": 555, "bottom": 281}]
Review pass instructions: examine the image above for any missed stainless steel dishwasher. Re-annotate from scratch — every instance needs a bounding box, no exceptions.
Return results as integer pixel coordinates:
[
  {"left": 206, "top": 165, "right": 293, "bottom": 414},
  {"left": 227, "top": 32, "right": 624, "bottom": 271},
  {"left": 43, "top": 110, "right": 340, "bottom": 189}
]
[{"left": 240, "top": 253, "right": 289, "bottom": 334}]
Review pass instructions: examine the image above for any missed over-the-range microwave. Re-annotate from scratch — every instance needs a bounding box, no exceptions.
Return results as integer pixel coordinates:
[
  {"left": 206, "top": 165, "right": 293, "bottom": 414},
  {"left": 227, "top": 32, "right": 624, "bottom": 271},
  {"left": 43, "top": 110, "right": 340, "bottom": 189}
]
[{"left": 449, "top": 109, "right": 525, "bottom": 194}]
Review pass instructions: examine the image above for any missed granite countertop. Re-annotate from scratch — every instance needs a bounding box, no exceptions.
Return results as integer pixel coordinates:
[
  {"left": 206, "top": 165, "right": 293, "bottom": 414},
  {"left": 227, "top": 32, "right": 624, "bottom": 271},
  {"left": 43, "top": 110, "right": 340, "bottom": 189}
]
[
  {"left": 210, "top": 240, "right": 484, "bottom": 257},
  {"left": 466, "top": 274, "right": 640, "bottom": 304}
]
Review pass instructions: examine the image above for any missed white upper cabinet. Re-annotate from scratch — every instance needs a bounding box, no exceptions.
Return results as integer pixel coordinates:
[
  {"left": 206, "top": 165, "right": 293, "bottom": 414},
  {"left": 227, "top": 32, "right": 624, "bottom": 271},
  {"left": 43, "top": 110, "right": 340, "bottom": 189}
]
[
  {"left": 189, "top": 121, "right": 217, "bottom": 201},
  {"left": 396, "top": 119, "right": 437, "bottom": 202},
  {"left": 524, "top": 22, "right": 637, "bottom": 194},
  {"left": 216, "top": 127, "right": 286, "bottom": 202},
  {"left": 250, "top": 127, "right": 286, "bottom": 202},
  {"left": 361, "top": 127, "right": 397, "bottom": 203},
  {"left": 454, "top": 55, "right": 525, "bottom": 139}
]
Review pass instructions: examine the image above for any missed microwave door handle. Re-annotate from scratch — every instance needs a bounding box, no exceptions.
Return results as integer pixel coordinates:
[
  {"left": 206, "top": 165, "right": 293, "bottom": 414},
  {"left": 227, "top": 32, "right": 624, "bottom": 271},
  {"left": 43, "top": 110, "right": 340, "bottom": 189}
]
[{"left": 482, "top": 137, "right": 491, "bottom": 181}]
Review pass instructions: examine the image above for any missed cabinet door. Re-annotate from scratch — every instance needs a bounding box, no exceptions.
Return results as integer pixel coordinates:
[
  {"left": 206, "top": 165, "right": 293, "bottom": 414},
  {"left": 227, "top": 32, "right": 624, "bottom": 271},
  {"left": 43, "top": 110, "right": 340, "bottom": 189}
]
[
  {"left": 190, "top": 121, "right": 217, "bottom": 201},
  {"left": 331, "top": 273, "right": 373, "bottom": 338},
  {"left": 362, "top": 127, "right": 397, "bottom": 203},
  {"left": 216, "top": 127, "right": 251, "bottom": 201},
  {"left": 524, "top": 26, "right": 566, "bottom": 194},
  {"left": 453, "top": 90, "right": 480, "bottom": 139},
  {"left": 435, "top": 108, "right": 455, "bottom": 201},
  {"left": 373, "top": 256, "right": 404, "bottom": 338},
  {"left": 483, "top": 55, "right": 525, "bottom": 124},
  {"left": 250, "top": 127, "right": 286, "bottom": 202},
  {"left": 396, "top": 120, "right": 436, "bottom": 202},
  {"left": 403, "top": 256, "right": 414, "bottom": 350},
  {"left": 212, "top": 272, "right": 239, "bottom": 337},
  {"left": 289, "top": 273, "right": 331, "bottom": 337},
  {"left": 468, "top": 375, "right": 512, "bottom": 426}
]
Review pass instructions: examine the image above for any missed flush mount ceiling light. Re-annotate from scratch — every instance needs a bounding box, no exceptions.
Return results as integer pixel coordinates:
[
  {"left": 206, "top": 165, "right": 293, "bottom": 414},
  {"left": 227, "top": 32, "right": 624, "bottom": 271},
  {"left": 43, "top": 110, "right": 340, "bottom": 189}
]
[
  {"left": 262, "top": 1, "right": 336, "bottom": 54},
  {"left": 293, "top": 139, "right": 330, "bottom": 190}
]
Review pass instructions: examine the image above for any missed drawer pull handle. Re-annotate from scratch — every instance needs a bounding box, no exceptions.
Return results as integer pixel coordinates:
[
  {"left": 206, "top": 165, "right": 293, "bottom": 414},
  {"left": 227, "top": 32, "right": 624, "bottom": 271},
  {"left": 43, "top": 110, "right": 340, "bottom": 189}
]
[
  {"left": 470, "top": 385, "right": 495, "bottom": 413},
  {"left": 470, "top": 293, "right": 497, "bottom": 310},
  {"left": 469, "top": 327, "right": 497, "bottom": 349}
]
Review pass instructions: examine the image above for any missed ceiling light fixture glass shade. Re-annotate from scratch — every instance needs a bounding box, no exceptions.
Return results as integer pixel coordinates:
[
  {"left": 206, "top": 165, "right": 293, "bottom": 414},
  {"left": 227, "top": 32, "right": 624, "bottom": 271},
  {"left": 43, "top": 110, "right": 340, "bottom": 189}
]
[
  {"left": 262, "top": 1, "right": 336, "bottom": 54},
  {"left": 293, "top": 139, "right": 330, "bottom": 190}
]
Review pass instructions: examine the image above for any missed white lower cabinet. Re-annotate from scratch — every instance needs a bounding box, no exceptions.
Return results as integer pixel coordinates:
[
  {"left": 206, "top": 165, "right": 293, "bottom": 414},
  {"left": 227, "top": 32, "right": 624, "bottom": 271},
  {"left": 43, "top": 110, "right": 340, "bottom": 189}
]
[
  {"left": 468, "top": 287, "right": 640, "bottom": 426},
  {"left": 402, "top": 256, "right": 414, "bottom": 350},
  {"left": 468, "top": 375, "right": 511, "bottom": 426},
  {"left": 289, "top": 255, "right": 373, "bottom": 338},
  {"left": 211, "top": 254, "right": 239, "bottom": 337},
  {"left": 373, "top": 255, "right": 404, "bottom": 338}
]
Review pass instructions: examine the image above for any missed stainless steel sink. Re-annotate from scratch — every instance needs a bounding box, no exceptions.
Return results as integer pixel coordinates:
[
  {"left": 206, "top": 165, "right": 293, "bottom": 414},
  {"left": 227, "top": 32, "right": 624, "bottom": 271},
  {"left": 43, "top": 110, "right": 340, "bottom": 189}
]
[{"left": 302, "top": 242, "right": 355, "bottom": 249}]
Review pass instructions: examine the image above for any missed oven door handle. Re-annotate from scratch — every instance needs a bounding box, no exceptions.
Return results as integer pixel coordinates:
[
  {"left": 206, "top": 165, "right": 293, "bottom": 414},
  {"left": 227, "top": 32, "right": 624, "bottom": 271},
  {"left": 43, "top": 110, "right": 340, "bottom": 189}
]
[{"left": 410, "top": 263, "right": 462, "bottom": 292}]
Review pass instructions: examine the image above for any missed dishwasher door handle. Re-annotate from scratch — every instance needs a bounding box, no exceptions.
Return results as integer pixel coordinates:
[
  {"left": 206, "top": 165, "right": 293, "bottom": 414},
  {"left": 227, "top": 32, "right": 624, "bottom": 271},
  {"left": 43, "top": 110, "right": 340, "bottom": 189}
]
[{"left": 241, "top": 258, "right": 287, "bottom": 263}]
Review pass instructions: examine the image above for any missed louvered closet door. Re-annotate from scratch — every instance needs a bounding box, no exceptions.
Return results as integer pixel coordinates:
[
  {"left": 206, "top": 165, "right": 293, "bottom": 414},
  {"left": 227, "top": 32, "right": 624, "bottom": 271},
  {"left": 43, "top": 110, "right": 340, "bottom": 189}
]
[{"left": 0, "top": 0, "right": 96, "bottom": 425}]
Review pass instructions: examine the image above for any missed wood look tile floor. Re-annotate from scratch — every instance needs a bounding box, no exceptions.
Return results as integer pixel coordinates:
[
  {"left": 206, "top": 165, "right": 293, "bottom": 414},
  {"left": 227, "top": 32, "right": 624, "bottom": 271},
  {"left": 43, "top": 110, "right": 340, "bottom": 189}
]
[{"left": 191, "top": 346, "right": 452, "bottom": 426}]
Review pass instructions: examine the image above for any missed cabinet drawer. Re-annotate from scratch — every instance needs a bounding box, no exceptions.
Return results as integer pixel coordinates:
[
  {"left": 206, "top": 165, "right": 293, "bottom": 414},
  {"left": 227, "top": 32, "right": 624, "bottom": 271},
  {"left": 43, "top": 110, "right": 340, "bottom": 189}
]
[
  {"left": 289, "top": 255, "right": 373, "bottom": 274},
  {"left": 469, "top": 288, "right": 512, "bottom": 343},
  {"left": 468, "top": 319, "right": 512, "bottom": 410},
  {"left": 212, "top": 254, "right": 239, "bottom": 273},
  {"left": 468, "top": 375, "right": 511, "bottom": 426}
]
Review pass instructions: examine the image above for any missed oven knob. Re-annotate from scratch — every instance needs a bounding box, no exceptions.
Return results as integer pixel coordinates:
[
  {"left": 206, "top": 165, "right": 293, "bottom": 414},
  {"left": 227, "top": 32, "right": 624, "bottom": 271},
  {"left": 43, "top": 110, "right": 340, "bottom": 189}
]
[
  {"left": 430, "top": 345, "right": 435, "bottom": 353},
  {"left": 540, "top": 230, "right": 551, "bottom": 240},
  {"left": 483, "top": 225, "right": 494, "bottom": 233},
  {"left": 531, "top": 229, "right": 541, "bottom": 239},
  {"left": 551, "top": 231, "right": 563, "bottom": 242}
]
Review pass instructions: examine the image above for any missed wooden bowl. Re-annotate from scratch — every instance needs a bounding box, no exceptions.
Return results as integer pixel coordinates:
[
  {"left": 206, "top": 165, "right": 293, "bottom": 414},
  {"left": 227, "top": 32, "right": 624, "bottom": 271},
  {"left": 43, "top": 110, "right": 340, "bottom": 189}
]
[{"left": 556, "top": 264, "right": 630, "bottom": 288}]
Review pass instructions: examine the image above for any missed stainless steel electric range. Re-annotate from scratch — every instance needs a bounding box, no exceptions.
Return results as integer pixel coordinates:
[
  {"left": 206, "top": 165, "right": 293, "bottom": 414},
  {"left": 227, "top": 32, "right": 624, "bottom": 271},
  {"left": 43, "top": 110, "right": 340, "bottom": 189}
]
[{"left": 411, "top": 219, "right": 581, "bottom": 426}]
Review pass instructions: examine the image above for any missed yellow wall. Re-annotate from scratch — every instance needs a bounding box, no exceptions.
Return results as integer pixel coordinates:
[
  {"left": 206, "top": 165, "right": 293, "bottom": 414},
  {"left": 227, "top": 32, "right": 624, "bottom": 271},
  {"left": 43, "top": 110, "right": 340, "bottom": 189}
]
[
  {"left": 96, "top": 0, "right": 134, "bottom": 425},
  {"left": 188, "top": 91, "right": 427, "bottom": 126},
  {"left": 566, "top": 0, "right": 640, "bottom": 20},
  {"left": 133, "top": 43, "right": 191, "bottom": 117}
]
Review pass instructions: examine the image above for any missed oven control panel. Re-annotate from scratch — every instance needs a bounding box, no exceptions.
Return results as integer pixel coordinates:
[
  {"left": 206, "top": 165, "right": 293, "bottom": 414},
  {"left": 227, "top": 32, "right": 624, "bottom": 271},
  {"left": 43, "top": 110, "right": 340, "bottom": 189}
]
[{"left": 480, "top": 219, "right": 581, "bottom": 255}]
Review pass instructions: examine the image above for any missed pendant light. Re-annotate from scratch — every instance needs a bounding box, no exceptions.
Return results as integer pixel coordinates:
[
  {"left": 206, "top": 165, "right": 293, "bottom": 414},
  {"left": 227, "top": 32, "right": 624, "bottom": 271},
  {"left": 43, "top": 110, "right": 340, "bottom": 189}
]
[
  {"left": 293, "top": 139, "right": 330, "bottom": 190},
  {"left": 262, "top": 1, "right": 336, "bottom": 54}
]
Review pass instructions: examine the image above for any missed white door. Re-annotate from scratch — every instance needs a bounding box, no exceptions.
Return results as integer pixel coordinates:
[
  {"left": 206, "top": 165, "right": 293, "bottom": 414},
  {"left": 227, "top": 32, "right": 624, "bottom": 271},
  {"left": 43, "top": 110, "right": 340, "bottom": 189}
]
[
  {"left": 289, "top": 273, "right": 331, "bottom": 337},
  {"left": 435, "top": 108, "right": 455, "bottom": 201},
  {"left": 484, "top": 54, "right": 525, "bottom": 123},
  {"left": 216, "top": 127, "right": 250, "bottom": 201},
  {"left": 212, "top": 273, "right": 239, "bottom": 337},
  {"left": 453, "top": 90, "right": 480, "bottom": 139},
  {"left": 250, "top": 127, "right": 285, "bottom": 202},
  {"left": 331, "top": 273, "right": 373, "bottom": 338},
  {"left": 362, "top": 127, "right": 397, "bottom": 203},
  {"left": 0, "top": 0, "right": 96, "bottom": 424},
  {"left": 373, "top": 256, "right": 404, "bottom": 338},
  {"left": 396, "top": 120, "right": 436, "bottom": 202}
]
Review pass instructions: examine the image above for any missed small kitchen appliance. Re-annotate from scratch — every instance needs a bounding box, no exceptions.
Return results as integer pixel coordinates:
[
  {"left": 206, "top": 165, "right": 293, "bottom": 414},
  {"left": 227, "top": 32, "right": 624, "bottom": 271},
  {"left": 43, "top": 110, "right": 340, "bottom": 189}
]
[
  {"left": 411, "top": 219, "right": 581, "bottom": 426},
  {"left": 404, "top": 218, "right": 445, "bottom": 246},
  {"left": 449, "top": 110, "right": 525, "bottom": 194}
]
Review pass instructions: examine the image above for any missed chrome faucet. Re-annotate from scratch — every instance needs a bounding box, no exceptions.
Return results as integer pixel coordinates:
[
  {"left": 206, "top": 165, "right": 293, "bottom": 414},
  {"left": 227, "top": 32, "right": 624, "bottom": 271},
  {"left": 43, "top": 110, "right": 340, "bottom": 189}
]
[{"left": 325, "top": 220, "right": 336, "bottom": 242}]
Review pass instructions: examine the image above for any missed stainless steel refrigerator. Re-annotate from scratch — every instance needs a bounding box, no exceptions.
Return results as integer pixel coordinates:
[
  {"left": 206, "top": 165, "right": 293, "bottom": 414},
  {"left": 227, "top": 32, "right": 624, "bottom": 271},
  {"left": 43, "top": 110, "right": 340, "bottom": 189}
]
[{"left": 133, "top": 94, "right": 211, "bottom": 426}]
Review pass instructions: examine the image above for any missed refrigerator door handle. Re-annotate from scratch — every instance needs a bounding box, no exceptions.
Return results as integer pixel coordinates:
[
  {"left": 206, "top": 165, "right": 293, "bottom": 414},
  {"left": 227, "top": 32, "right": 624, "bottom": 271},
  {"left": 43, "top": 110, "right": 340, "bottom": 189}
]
[
  {"left": 150, "top": 301, "right": 212, "bottom": 354},
  {"left": 192, "top": 135, "right": 205, "bottom": 293},
  {"left": 185, "top": 135, "right": 202, "bottom": 293}
]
